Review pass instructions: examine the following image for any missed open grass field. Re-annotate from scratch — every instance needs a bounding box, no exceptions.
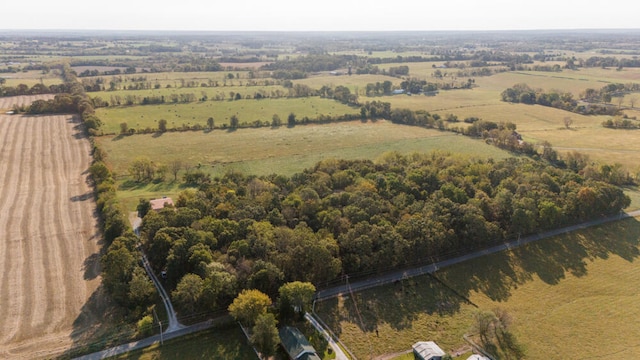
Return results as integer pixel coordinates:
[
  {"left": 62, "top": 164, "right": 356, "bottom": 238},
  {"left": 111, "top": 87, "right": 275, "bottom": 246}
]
[
  {"left": 96, "top": 120, "right": 514, "bottom": 210},
  {"left": 95, "top": 97, "right": 361, "bottom": 134},
  {"left": 316, "top": 216, "right": 640, "bottom": 360},
  {"left": 89, "top": 84, "right": 284, "bottom": 104},
  {"left": 109, "top": 326, "right": 258, "bottom": 360},
  {"left": 293, "top": 74, "right": 402, "bottom": 92},
  {"left": 0, "top": 106, "right": 103, "bottom": 358},
  {"left": 0, "top": 70, "right": 63, "bottom": 87}
]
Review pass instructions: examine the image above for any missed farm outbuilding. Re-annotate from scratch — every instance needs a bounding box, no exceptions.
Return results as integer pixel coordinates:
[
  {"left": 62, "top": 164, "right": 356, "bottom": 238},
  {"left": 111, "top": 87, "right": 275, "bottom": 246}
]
[
  {"left": 150, "top": 197, "right": 174, "bottom": 211},
  {"left": 467, "top": 355, "right": 491, "bottom": 360},
  {"left": 279, "top": 326, "right": 321, "bottom": 360},
  {"left": 412, "top": 341, "right": 446, "bottom": 360}
]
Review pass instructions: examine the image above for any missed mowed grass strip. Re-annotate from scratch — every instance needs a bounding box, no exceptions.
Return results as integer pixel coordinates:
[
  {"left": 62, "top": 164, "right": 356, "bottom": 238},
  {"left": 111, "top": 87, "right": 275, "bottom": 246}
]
[
  {"left": 95, "top": 97, "right": 360, "bottom": 134},
  {"left": 317, "top": 216, "right": 640, "bottom": 360},
  {"left": 109, "top": 326, "right": 257, "bottom": 360}
]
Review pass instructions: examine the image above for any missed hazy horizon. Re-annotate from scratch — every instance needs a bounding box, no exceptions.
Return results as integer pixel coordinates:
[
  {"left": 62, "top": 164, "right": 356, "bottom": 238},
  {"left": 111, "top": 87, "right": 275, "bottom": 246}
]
[{"left": 3, "top": 0, "right": 640, "bottom": 32}]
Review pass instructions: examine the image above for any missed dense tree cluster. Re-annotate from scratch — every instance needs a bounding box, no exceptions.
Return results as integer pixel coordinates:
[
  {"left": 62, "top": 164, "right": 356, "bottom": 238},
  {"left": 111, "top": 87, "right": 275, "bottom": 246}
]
[
  {"left": 0, "top": 81, "right": 68, "bottom": 97},
  {"left": 601, "top": 116, "right": 640, "bottom": 129},
  {"left": 136, "top": 154, "right": 629, "bottom": 317},
  {"left": 501, "top": 83, "right": 577, "bottom": 110}
]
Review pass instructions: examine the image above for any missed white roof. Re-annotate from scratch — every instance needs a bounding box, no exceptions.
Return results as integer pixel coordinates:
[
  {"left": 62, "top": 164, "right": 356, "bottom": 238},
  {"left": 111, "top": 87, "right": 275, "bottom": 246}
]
[
  {"left": 467, "top": 355, "right": 490, "bottom": 360},
  {"left": 412, "top": 341, "right": 445, "bottom": 359}
]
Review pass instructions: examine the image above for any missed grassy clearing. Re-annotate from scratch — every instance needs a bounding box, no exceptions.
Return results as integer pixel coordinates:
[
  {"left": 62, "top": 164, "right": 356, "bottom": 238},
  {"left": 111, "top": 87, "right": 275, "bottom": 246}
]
[
  {"left": 317, "top": 216, "right": 640, "bottom": 360},
  {"left": 293, "top": 74, "right": 402, "bottom": 92},
  {"left": 108, "top": 326, "right": 257, "bottom": 360},
  {"left": 95, "top": 97, "right": 360, "bottom": 134},
  {"left": 89, "top": 85, "right": 284, "bottom": 103},
  {"left": 96, "top": 121, "right": 514, "bottom": 210}
]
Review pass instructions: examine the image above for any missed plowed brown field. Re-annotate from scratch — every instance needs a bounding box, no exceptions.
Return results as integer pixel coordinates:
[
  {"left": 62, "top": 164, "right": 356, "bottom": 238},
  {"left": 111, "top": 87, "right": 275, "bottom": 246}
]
[{"left": 0, "top": 104, "right": 101, "bottom": 358}]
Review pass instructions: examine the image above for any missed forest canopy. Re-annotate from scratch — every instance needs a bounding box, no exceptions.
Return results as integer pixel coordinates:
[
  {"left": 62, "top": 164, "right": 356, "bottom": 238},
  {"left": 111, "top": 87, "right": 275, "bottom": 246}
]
[{"left": 127, "top": 152, "right": 629, "bottom": 315}]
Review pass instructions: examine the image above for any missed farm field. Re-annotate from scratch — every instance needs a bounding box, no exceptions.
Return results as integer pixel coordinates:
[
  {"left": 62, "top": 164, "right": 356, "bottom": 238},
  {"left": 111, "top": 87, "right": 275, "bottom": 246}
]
[
  {"left": 0, "top": 94, "right": 55, "bottom": 111},
  {"left": 316, "top": 216, "right": 640, "bottom": 360},
  {"left": 95, "top": 97, "right": 361, "bottom": 134},
  {"left": 109, "top": 326, "right": 258, "bottom": 360},
  {"left": 0, "top": 107, "right": 102, "bottom": 358},
  {"left": 96, "top": 120, "right": 515, "bottom": 209}
]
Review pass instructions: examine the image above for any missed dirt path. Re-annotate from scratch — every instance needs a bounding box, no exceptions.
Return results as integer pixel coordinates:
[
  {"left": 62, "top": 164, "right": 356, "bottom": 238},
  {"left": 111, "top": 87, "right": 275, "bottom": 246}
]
[{"left": 0, "top": 110, "right": 102, "bottom": 359}]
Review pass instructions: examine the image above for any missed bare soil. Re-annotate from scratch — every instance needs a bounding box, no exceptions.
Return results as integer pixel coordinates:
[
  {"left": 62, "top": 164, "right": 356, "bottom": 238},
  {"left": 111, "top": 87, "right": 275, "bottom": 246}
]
[{"left": 0, "top": 101, "right": 102, "bottom": 359}]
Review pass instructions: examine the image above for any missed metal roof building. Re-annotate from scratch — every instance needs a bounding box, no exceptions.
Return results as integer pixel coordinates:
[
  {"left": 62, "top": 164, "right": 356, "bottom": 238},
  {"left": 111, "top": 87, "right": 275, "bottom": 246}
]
[
  {"left": 279, "top": 326, "right": 321, "bottom": 360},
  {"left": 412, "top": 341, "right": 446, "bottom": 360}
]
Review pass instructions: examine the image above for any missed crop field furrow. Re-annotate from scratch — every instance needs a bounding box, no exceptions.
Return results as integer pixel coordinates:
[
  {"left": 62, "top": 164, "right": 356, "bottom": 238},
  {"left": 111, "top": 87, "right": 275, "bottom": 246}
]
[
  {"left": 0, "top": 118, "right": 30, "bottom": 345},
  {"left": 39, "top": 117, "right": 58, "bottom": 330},
  {"left": 0, "top": 110, "right": 101, "bottom": 359},
  {"left": 57, "top": 116, "right": 77, "bottom": 323},
  {"left": 24, "top": 117, "right": 47, "bottom": 331},
  {"left": 0, "top": 116, "right": 19, "bottom": 296}
]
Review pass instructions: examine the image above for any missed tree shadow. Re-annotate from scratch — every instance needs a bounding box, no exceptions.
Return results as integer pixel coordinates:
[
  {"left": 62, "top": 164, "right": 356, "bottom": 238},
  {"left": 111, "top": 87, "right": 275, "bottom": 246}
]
[
  {"left": 317, "top": 217, "right": 640, "bottom": 335},
  {"left": 70, "top": 192, "right": 94, "bottom": 202},
  {"left": 439, "top": 217, "right": 640, "bottom": 303},
  {"left": 57, "top": 286, "right": 135, "bottom": 359},
  {"left": 82, "top": 253, "right": 101, "bottom": 281}
]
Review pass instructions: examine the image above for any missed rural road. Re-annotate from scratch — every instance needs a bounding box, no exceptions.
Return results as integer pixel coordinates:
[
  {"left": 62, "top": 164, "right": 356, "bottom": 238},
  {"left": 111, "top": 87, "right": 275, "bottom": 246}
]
[
  {"left": 316, "top": 210, "right": 640, "bottom": 300},
  {"left": 305, "top": 313, "right": 349, "bottom": 360},
  {"left": 76, "top": 210, "right": 639, "bottom": 359},
  {"left": 73, "top": 317, "right": 228, "bottom": 360},
  {"left": 132, "top": 214, "right": 183, "bottom": 332}
]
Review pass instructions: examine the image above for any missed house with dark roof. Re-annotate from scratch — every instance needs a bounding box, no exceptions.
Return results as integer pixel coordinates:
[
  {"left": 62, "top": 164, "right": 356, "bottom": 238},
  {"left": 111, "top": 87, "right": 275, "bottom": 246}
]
[{"left": 279, "top": 326, "right": 321, "bottom": 360}]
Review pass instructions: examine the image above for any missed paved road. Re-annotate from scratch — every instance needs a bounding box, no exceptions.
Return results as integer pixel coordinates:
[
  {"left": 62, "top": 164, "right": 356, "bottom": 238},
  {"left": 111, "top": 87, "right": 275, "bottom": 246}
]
[
  {"left": 316, "top": 210, "right": 640, "bottom": 300},
  {"left": 305, "top": 313, "right": 349, "bottom": 360},
  {"left": 73, "top": 317, "right": 229, "bottom": 360},
  {"left": 77, "top": 210, "right": 639, "bottom": 359},
  {"left": 139, "top": 251, "right": 184, "bottom": 332},
  {"left": 131, "top": 214, "right": 183, "bottom": 332}
]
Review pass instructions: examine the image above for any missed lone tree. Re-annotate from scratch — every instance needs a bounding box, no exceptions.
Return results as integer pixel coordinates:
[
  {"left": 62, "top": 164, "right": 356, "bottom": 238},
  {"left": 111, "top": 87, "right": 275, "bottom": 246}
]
[
  {"left": 158, "top": 119, "right": 168, "bottom": 132},
  {"left": 207, "top": 117, "right": 214, "bottom": 130},
  {"left": 287, "top": 112, "right": 296, "bottom": 127},
  {"left": 120, "top": 122, "right": 128, "bottom": 134},
  {"left": 230, "top": 114, "right": 239, "bottom": 129},
  {"left": 271, "top": 114, "right": 281, "bottom": 127},
  {"left": 170, "top": 159, "right": 183, "bottom": 181},
  {"left": 251, "top": 313, "right": 279, "bottom": 359},
  {"left": 278, "top": 281, "right": 315, "bottom": 319},
  {"left": 228, "top": 289, "right": 271, "bottom": 327},
  {"left": 563, "top": 116, "right": 573, "bottom": 129}
]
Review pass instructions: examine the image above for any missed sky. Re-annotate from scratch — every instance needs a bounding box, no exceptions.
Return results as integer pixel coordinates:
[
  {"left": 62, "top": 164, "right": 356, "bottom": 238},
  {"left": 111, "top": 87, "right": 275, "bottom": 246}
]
[{"left": 3, "top": 0, "right": 640, "bottom": 32}]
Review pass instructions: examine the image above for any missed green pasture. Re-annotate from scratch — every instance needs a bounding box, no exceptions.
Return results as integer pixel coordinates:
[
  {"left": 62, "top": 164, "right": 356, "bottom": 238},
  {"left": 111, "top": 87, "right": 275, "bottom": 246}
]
[
  {"left": 316, "top": 216, "right": 640, "bottom": 359},
  {"left": 293, "top": 74, "right": 401, "bottom": 93},
  {"left": 89, "top": 85, "right": 285, "bottom": 103},
  {"left": 96, "top": 121, "right": 514, "bottom": 210},
  {"left": 108, "top": 326, "right": 257, "bottom": 360},
  {"left": 95, "top": 97, "right": 360, "bottom": 134},
  {"left": 0, "top": 70, "right": 62, "bottom": 87}
]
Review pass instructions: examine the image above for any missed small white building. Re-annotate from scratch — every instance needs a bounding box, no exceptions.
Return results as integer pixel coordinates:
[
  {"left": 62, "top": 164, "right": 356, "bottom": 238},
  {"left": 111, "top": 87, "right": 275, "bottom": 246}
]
[
  {"left": 412, "top": 341, "right": 445, "bottom": 360},
  {"left": 467, "top": 355, "right": 491, "bottom": 360}
]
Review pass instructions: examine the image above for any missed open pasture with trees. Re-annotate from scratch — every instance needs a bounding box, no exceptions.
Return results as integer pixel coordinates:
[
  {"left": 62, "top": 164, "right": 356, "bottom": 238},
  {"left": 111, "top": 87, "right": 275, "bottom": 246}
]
[
  {"left": 96, "top": 121, "right": 514, "bottom": 209},
  {"left": 4, "top": 29, "right": 640, "bottom": 358},
  {"left": 95, "top": 97, "right": 360, "bottom": 134},
  {"left": 316, "top": 216, "right": 640, "bottom": 359},
  {"left": 0, "top": 111, "right": 102, "bottom": 359}
]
